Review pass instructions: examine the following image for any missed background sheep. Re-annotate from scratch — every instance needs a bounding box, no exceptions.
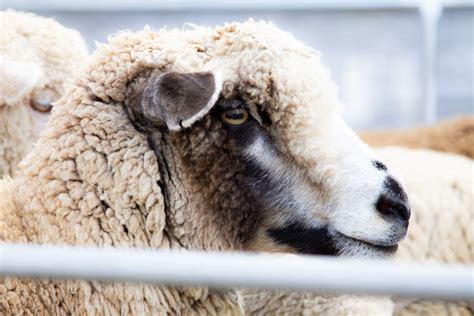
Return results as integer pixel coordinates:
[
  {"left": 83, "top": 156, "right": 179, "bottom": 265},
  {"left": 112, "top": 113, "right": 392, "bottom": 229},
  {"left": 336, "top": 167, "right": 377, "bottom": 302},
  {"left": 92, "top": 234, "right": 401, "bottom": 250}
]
[
  {"left": 362, "top": 116, "right": 474, "bottom": 159},
  {"left": 0, "top": 10, "right": 88, "bottom": 177},
  {"left": 380, "top": 147, "right": 473, "bottom": 316},
  {"left": 0, "top": 21, "right": 413, "bottom": 314}
]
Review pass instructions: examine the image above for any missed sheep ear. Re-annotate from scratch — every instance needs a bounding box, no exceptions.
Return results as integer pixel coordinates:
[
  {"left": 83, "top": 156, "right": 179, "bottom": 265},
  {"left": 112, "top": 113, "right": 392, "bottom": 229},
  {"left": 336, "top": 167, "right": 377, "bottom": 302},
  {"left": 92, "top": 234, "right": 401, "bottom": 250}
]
[
  {"left": 0, "top": 56, "right": 41, "bottom": 105},
  {"left": 137, "top": 71, "right": 222, "bottom": 131}
]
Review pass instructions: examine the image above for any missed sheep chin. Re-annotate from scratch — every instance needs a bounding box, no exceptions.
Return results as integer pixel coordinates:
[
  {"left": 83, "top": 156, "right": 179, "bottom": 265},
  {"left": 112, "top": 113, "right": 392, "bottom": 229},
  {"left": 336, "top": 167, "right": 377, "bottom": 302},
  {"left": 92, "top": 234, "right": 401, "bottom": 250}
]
[{"left": 333, "top": 232, "right": 399, "bottom": 259}]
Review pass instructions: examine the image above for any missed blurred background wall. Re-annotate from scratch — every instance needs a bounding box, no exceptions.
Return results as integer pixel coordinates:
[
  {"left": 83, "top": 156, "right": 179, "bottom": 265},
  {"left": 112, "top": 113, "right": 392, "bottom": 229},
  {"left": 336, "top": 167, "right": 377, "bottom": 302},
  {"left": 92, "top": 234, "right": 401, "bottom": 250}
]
[{"left": 2, "top": 0, "right": 473, "bottom": 131}]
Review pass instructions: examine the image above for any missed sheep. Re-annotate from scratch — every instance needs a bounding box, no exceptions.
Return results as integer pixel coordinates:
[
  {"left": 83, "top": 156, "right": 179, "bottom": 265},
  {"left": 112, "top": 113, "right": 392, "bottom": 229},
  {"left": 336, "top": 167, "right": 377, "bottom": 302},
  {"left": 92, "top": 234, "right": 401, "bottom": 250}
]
[
  {"left": 243, "top": 147, "right": 473, "bottom": 315},
  {"left": 361, "top": 116, "right": 474, "bottom": 159},
  {"left": 379, "top": 147, "right": 473, "bottom": 316},
  {"left": 0, "top": 20, "right": 413, "bottom": 314},
  {"left": 0, "top": 10, "right": 88, "bottom": 177}
]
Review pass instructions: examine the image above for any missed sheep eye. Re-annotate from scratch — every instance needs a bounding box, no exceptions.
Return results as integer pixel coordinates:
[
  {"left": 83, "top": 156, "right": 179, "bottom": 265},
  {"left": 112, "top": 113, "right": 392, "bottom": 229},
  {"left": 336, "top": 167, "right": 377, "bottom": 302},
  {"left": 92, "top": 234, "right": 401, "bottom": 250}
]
[
  {"left": 220, "top": 108, "right": 250, "bottom": 126},
  {"left": 30, "top": 89, "right": 57, "bottom": 113},
  {"left": 31, "top": 99, "right": 53, "bottom": 113}
]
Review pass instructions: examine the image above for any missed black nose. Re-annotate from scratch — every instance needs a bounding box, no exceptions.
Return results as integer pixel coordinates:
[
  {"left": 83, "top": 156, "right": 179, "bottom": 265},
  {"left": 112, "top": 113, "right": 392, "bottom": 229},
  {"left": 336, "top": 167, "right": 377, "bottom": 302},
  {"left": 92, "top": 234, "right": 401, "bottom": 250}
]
[{"left": 376, "top": 176, "right": 411, "bottom": 221}]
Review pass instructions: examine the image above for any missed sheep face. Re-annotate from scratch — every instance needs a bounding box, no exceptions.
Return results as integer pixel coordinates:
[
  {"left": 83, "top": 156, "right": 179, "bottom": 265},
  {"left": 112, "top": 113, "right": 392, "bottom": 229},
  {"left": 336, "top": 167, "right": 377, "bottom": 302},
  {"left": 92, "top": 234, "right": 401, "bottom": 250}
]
[
  {"left": 0, "top": 11, "right": 88, "bottom": 177},
  {"left": 125, "top": 69, "right": 410, "bottom": 259}
]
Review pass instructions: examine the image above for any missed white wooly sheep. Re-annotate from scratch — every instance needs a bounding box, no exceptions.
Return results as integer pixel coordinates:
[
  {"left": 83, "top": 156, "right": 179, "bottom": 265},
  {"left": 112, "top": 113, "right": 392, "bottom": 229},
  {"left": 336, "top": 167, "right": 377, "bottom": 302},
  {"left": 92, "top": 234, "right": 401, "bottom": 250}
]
[
  {"left": 0, "top": 10, "right": 88, "bottom": 177},
  {"left": 0, "top": 20, "right": 413, "bottom": 314}
]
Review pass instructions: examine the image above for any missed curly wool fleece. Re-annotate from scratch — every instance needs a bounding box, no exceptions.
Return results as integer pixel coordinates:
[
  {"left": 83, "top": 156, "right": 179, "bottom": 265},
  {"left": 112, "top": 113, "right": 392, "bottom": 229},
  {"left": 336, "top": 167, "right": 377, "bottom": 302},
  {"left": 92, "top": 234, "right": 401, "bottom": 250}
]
[
  {"left": 383, "top": 147, "right": 473, "bottom": 316},
  {"left": 0, "top": 20, "right": 344, "bottom": 315},
  {"left": 0, "top": 10, "right": 88, "bottom": 177}
]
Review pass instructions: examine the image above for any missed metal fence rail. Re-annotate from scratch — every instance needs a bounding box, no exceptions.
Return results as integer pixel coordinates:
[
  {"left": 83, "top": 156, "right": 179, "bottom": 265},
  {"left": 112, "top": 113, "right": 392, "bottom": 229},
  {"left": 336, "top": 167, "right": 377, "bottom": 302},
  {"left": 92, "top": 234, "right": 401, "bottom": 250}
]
[
  {"left": 2, "top": 0, "right": 473, "bottom": 11},
  {"left": 1, "top": 243, "right": 472, "bottom": 300}
]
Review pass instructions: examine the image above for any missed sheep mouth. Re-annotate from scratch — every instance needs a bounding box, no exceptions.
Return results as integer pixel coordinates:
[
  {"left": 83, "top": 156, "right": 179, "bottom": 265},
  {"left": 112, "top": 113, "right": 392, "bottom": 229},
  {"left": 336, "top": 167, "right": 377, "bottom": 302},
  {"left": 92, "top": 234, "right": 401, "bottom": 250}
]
[
  {"left": 267, "top": 224, "right": 399, "bottom": 257},
  {"left": 337, "top": 233, "right": 399, "bottom": 254}
]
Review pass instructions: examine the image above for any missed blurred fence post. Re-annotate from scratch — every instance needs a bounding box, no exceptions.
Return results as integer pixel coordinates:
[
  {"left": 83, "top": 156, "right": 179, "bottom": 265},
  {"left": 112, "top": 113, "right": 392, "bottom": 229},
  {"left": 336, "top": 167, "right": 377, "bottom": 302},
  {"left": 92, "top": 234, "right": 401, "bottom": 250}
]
[{"left": 419, "top": 0, "right": 443, "bottom": 123}]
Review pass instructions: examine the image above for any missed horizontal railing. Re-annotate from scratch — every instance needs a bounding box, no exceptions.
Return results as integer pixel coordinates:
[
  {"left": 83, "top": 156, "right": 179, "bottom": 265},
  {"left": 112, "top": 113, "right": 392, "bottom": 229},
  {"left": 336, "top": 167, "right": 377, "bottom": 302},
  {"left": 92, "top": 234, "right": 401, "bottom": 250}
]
[
  {"left": 1, "top": 0, "right": 473, "bottom": 11},
  {"left": 1, "top": 243, "right": 472, "bottom": 300}
]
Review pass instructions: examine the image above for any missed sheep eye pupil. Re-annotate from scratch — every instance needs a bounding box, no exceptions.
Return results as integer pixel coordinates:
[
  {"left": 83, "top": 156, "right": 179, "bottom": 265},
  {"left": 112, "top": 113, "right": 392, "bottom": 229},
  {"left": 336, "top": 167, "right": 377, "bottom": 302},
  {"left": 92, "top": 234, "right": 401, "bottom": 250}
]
[
  {"left": 220, "top": 108, "right": 249, "bottom": 126},
  {"left": 225, "top": 110, "right": 244, "bottom": 120}
]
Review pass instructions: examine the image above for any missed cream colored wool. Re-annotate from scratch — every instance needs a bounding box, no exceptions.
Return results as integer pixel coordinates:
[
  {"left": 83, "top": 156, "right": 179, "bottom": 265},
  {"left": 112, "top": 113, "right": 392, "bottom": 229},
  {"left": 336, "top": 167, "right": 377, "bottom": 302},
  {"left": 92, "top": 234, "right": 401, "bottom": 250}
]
[
  {"left": 0, "top": 10, "right": 88, "bottom": 177},
  {"left": 379, "top": 148, "right": 473, "bottom": 264},
  {"left": 379, "top": 147, "right": 473, "bottom": 316},
  {"left": 244, "top": 147, "right": 473, "bottom": 315}
]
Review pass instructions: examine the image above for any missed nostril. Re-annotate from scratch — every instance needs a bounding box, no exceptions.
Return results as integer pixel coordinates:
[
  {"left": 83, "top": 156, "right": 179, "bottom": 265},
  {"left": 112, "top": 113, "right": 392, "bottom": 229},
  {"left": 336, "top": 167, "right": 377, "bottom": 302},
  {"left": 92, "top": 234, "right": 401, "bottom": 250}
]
[
  {"left": 376, "top": 195, "right": 411, "bottom": 221},
  {"left": 385, "top": 176, "right": 407, "bottom": 201},
  {"left": 372, "top": 160, "right": 387, "bottom": 171}
]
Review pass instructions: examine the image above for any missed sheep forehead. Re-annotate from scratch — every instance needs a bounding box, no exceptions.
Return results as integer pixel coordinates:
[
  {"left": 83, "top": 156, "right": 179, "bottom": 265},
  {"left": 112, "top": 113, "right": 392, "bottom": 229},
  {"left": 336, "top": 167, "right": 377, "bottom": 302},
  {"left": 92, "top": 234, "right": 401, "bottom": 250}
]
[
  {"left": 83, "top": 22, "right": 343, "bottom": 172},
  {"left": 88, "top": 21, "right": 340, "bottom": 122}
]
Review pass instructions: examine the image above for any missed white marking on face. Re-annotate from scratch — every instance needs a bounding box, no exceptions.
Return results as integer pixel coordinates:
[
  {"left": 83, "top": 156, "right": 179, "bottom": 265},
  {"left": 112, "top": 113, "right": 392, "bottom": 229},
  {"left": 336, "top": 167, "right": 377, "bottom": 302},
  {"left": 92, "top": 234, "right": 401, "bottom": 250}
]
[
  {"left": 315, "top": 117, "right": 406, "bottom": 247},
  {"left": 243, "top": 136, "right": 327, "bottom": 228},
  {"left": 241, "top": 114, "right": 408, "bottom": 257}
]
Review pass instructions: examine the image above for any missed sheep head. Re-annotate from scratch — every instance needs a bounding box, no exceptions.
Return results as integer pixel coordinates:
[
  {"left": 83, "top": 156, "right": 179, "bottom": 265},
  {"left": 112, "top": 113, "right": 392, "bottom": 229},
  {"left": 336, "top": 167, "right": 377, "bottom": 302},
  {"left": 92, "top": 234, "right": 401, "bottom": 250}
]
[
  {"left": 124, "top": 68, "right": 410, "bottom": 258},
  {"left": 0, "top": 10, "right": 88, "bottom": 177},
  {"left": 17, "top": 21, "right": 410, "bottom": 261}
]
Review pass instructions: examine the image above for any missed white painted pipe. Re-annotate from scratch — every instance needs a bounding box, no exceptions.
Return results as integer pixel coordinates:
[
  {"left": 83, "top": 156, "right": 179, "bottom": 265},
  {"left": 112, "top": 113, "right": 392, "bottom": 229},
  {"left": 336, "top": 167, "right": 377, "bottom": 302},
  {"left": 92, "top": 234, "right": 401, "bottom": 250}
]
[
  {"left": 0, "top": 243, "right": 472, "bottom": 300},
  {"left": 2, "top": 0, "right": 473, "bottom": 12},
  {"left": 419, "top": 0, "right": 443, "bottom": 123}
]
